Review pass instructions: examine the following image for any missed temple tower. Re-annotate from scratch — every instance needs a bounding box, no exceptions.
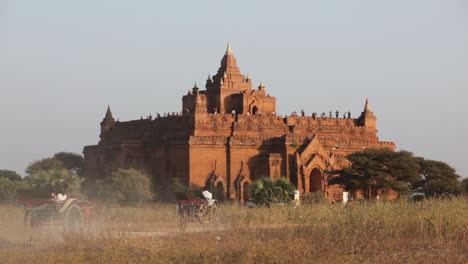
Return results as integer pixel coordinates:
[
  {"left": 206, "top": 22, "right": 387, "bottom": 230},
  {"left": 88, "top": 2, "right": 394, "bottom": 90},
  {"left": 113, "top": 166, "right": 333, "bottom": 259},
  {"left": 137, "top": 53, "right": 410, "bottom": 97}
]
[
  {"left": 205, "top": 42, "right": 253, "bottom": 114},
  {"left": 99, "top": 105, "right": 115, "bottom": 146},
  {"left": 358, "top": 99, "right": 377, "bottom": 129}
]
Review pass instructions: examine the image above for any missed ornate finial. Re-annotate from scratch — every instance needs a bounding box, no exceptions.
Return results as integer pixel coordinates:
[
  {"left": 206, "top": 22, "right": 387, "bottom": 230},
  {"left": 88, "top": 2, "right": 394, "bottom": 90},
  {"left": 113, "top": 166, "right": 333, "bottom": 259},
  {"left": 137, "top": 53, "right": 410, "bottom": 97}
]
[
  {"left": 207, "top": 73, "right": 211, "bottom": 81},
  {"left": 220, "top": 78, "right": 224, "bottom": 84},
  {"left": 226, "top": 42, "right": 232, "bottom": 55},
  {"left": 193, "top": 82, "right": 198, "bottom": 89},
  {"left": 364, "top": 98, "right": 371, "bottom": 112},
  {"left": 105, "top": 105, "right": 113, "bottom": 119},
  {"left": 246, "top": 73, "right": 251, "bottom": 80},
  {"left": 223, "top": 71, "right": 227, "bottom": 78},
  {"left": 259, "top": 81, "right": 265, "bottom": 87}
]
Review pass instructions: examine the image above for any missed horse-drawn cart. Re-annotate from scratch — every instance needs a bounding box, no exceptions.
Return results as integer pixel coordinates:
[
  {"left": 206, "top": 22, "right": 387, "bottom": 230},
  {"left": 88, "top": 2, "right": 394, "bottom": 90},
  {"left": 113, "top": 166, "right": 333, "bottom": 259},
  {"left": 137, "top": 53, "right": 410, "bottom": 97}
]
[
  {"left": 176, "top": 191, "right": 219, "bottom": 232},
  {"left": 16, "top": 190, "right": 100, "bottom": 232}
]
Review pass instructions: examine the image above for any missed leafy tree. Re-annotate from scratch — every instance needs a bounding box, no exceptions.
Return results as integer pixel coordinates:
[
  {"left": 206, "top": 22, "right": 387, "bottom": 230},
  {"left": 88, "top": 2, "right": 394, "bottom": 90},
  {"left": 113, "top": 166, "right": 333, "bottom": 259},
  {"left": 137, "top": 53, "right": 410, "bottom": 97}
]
[
  {"left": 249, "top": 177, "right": 295, "bottom": 205},
  {"left": 329, "top": 149, "right": 420, "bottom": 199},
  {"left": 0, "top": 170, "right": 22, "bottom": 182},
  {"left": 0, "top": 177, "right": 28, "bottom": 200},
  {"left": 26, "top": 158, "right": 64, "bottom": 176},
  {"left": 86, "top": 169, "right": 154, "bottom": 204},
  {"left": 462, "top": 178, "right": 468, "bottom": 195},
  {"left": 27, "top": 168, "right": 81, "bottom": 194},
  {"left": 53, "top": 152, "right": 84, "bottom": 176},
  {"left": 414, "top": 159, "right": 461, "bottom": 197}
]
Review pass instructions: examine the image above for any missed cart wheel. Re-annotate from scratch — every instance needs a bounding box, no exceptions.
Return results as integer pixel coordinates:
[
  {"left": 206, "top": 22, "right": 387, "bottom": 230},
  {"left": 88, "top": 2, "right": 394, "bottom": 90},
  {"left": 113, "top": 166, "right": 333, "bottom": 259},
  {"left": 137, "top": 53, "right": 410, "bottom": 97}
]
[
  {"left": 65, "top": 204, "right": 84, "bottom": 232},
  {"left": 178, "top": 206, "right": 188, "bottom": 232},
  {"left": 24, "top": 212, "right": 33, "bottom": 229},
  {"left": 209, "top": 205, "right": 220, "bottom": 230},
  {"left": 178, "top": 217, "right": 188, "bottom": 232}
]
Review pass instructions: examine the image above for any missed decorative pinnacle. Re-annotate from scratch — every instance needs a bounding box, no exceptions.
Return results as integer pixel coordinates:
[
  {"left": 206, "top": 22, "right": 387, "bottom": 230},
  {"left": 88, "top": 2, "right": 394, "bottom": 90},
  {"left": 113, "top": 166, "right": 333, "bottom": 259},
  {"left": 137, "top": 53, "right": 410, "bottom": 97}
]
[
  {"left": 246, "top": 73, "right": 251, "bottom": 80},
  {"left": 259, "top": 81, "right": 265, "bottom": 87},
  {"left": 226, "top": 42, "right": 232, "bottom": 55},
  {"left": 364, "top": 98, "right": 371, "bottom": 112},
  {"left": 105, "top": 105, "right": 113, "bottom": 119},
  {"left": 223, "top": 71, "right": 227, "bottom": 78},
  {"left": 220, "top": 78, "right": 224, "bottom": 84},
  {"left": 193, "top": 82, "right": 198, "bottom": 89},
  {"left": 207, "top": 74, "right": 211, "bottom": 81}
]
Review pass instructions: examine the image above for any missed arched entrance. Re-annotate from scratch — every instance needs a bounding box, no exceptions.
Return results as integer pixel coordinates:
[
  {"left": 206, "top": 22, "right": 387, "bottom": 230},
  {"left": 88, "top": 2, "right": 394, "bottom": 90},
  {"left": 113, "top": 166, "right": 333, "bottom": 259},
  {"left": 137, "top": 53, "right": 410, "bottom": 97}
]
[
  {"left": 215, "top": 182, "right": 225, "bottom": 201},
  {"left": 252, "top": 106, "right": 259, "bottom": 115},
  {"left": 309, "top": 168, "right": 322, "bottom": 193},
  {"left": 242, "top": 182, "right": 250, "bottom": 203}
]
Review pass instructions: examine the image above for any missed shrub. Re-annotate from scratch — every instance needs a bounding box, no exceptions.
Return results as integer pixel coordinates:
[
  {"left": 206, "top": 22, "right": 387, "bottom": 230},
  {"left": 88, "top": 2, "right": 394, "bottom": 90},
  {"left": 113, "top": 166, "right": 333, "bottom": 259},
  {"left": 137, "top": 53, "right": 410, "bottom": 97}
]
[
  {"left": 0, "top": 177, "right": 28, "bottom": 201},
  {"left": 88, "top": 169, "right": 154, "bottom": 204},
  {"left": 249, "top": 177, "right": 295, "bottom": 205}
]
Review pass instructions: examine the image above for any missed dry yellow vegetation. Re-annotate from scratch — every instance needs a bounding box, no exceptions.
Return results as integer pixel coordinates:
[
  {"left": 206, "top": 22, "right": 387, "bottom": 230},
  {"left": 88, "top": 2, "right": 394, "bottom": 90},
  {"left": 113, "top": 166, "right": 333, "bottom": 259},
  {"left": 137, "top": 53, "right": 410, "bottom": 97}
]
[{"left": 1, "top": 198, "right": 467, "bottom": 264}]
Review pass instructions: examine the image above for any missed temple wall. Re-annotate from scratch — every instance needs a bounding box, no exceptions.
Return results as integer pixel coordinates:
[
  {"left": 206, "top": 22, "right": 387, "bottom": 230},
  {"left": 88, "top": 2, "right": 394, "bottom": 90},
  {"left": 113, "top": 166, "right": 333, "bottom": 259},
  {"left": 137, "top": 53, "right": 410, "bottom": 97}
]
[{"left": 189, "top": 143, "right": 228, "bottom": 189}]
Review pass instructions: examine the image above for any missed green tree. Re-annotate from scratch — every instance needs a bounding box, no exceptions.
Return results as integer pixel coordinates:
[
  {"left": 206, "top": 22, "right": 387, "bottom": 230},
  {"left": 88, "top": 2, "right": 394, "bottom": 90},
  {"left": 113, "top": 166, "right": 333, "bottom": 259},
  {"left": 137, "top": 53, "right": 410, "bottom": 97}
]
[
  {"left": 0, "top": 170, "right": 22, "bottom": 182},
  {"left": 86, "top": 169, "right": 154, "bottom": 204},
  {"left": 53, "top": 152, "right": 84, "bottom": 176},
  {"left": 414, "top": 159, "right": 461, "bottom": 197},
  {"left": 0, "top": 177, "right": 28, "bottom": 200},
  {"left": 26, "top": 158, "right": 64, "bottom": 176},
  {"left": 0, "top": 169, "right": 28, "bottom": 201},
  {"left": 329, "top": 149, "right": 421, "bottom": 199},
  {"left": 249, "top": 177, "right": 295, "bottom": 205},
  {"left": 27, "top": 168, "right": 81, "bottom": 194},
  {"left": 462, "top": 178, "right": 468, "bottom": 195}
]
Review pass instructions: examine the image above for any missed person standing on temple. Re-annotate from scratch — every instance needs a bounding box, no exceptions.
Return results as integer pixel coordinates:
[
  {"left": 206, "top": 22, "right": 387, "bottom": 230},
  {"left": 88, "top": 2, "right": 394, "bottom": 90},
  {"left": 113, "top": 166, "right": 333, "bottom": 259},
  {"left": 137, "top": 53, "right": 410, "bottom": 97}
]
[{"left": 335, "top": 110, "right": 339, "bottom": 118}]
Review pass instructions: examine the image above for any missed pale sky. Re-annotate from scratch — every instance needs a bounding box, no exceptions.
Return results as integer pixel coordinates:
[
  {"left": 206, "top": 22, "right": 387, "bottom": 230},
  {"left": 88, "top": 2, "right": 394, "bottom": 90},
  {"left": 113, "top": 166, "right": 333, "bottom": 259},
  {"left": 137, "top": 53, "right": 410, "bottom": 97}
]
[{"left": 0, "top": 1, "right": 467, "bottom": 177}]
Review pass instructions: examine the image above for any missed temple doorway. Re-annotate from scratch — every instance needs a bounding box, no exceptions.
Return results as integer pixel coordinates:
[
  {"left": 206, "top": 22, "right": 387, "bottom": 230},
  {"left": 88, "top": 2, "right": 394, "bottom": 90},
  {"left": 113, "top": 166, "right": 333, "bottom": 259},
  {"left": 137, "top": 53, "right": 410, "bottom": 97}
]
[
  {"left": 242, "top": 182, "right": 250, "bottom": 203},
  {"left": 309, "top": 168, "right": 322, "bottom": 193},
  {"left": 215, "top": 182, "right": 225, "bottom": 201},
  {"left": 252, "top": 106, "right": 259, "bottom": 115}
]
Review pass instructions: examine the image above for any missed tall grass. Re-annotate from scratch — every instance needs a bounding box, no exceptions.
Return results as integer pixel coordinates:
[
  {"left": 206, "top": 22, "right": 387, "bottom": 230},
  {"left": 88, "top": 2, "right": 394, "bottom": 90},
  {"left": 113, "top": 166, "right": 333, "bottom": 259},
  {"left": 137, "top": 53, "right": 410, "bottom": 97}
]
[{"left": 1, "top": 197, "right": 467, "bottom": 263}]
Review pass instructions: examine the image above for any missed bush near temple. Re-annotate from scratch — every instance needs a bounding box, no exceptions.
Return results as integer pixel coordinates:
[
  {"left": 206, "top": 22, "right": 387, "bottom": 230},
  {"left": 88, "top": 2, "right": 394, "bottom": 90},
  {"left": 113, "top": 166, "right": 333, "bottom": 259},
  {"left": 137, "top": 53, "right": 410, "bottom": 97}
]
[
  {"left": 84, "top": 168, "right": 154, "bottom": 204},
  {"left": 249, "top": 177, "right": 295, "bottom": 205}
]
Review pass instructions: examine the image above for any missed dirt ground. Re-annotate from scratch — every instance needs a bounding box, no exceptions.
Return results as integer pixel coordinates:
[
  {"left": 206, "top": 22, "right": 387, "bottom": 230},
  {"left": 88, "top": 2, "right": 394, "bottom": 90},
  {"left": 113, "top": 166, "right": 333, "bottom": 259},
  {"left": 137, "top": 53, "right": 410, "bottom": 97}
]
[{"left": 1, "top": 200, "right": 467, "bottom": 264}]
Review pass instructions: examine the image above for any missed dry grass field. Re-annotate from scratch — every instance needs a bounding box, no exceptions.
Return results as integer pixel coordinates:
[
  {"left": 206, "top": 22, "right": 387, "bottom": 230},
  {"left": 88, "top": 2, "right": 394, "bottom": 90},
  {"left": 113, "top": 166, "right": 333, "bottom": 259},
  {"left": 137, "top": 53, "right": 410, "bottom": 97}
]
[{"left": 0, "top": 198, "right": 467, "bottom": 264}]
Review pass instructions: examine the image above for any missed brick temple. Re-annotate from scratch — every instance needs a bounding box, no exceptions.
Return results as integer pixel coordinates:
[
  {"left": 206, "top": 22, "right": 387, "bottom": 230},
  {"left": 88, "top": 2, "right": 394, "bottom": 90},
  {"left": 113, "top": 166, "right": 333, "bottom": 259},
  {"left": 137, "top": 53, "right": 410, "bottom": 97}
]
[{"left": 83, "top": 43, "right": 396, "bottom": 202}]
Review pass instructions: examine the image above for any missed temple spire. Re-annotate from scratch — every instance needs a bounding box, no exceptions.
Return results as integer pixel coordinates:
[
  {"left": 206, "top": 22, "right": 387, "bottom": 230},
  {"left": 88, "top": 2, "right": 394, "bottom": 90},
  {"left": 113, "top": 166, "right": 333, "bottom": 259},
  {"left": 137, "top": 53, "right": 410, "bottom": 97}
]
[
  {"left": 258, "top": 81, "right": 265, "bottom": 90},
  {"left": 226, "top": 41, "right": 232, "bottom": 55},
  {"left": 101, "top": 105, "right": 115, "bottom": 136},
  {"left": 358, "top": 98, "right": 376, "bottom": 128},
  {"left": 364, "top": 98, "right": 371, "bottom": 112},
  {"left": 105, "top": 105, "right": 113, "bottom": 119}
]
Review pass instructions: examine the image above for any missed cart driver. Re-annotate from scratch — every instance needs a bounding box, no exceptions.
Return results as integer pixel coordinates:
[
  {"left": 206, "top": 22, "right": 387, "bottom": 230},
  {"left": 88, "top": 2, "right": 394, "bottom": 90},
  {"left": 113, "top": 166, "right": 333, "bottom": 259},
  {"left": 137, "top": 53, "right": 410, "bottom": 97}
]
[
  {"left": 56, "top": 192, "right": 67, "bottom": 202},
  {"left": 202, "top": 190, "right": 216, "bottom": 207}
]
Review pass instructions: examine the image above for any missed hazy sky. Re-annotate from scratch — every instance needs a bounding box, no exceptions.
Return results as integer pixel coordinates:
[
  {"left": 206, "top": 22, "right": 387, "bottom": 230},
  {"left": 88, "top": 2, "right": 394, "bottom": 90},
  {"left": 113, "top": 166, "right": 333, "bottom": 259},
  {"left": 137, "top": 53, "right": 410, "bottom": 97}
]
[{"left": 1, "top": 1, "right": 467, "bottom": 177}]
